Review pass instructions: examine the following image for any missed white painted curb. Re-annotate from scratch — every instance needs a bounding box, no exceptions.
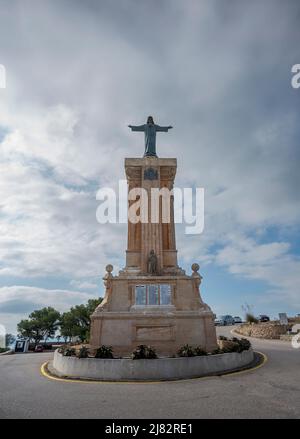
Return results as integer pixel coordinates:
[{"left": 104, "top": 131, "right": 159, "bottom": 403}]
[
  {"left": 53, "top": 348, "right": 254, "bottom": 381},
  {"left": 0, "top": 349, "right": 14, "bottom": 356}
]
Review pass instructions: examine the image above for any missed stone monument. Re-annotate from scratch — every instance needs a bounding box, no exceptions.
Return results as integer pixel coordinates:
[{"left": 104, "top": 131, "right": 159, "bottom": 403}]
[{"left": 90, "top": 116, "right": 217, "bottom": 356}]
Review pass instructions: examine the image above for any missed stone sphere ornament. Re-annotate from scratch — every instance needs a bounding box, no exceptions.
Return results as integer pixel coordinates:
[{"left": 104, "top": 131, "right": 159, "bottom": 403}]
[
  {"left": 191, "top": 263, "right": 200, "bottom": 273},
  {"left": 106, "top": 264, "right": 113, "bottom": 273}
]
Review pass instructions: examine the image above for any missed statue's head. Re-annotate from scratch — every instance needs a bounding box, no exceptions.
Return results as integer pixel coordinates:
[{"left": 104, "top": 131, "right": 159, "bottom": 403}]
[
  {"left": 150, "top": 249, "right": 155, "bottom": 255},
  {"left": 147, "top": 116, "right": 154, "bottom": 125}
]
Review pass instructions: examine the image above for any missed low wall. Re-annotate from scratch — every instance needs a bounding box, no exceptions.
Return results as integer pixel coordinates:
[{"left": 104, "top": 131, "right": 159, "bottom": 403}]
[
  {"left": 52, "top": 348, "right": 254, "bottom": 381},
  {"left": 0, "top": 349, "right": 14, "bottom": 356},
  {"left": 235, "top": 323, "right": 287, "bottom": 339}
]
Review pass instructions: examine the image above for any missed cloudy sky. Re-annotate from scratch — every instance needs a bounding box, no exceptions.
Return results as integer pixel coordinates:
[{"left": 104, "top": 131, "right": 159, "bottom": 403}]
[{"left": 0, "top": 0, "right": 299, "bottom": 333}]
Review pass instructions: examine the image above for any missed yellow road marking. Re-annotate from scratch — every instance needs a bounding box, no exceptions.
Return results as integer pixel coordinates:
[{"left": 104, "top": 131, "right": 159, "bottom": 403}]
[{"left": 40, "top": 351, "right": 267, "bottom": 385}]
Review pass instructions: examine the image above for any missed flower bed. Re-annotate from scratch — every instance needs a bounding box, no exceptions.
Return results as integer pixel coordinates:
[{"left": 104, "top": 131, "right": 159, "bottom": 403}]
[{"left": 52, "top": 347, "right": 254, "bottom": 381}]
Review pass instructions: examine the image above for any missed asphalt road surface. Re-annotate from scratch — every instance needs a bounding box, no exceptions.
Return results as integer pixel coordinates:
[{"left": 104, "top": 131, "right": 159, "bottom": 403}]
[{"left": 0, "top": 326, "right": 299, "bottom": 419}]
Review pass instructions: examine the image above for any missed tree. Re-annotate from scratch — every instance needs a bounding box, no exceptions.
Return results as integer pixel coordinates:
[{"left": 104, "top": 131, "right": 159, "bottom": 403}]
[
  {"left": 17, "top": 307, "right": 61, "bottom": 346},
  {"left": 60, "top": 311, "right": 75, "bottom": 343},
  {"left": 241, "top": 303, "right": 258, "bottom": 324},
  {"left": 17, "top": 319, "right": 40, "bottom": 344},
  {"left": 29, "top": 307, "right": 61, "bottom": 341},
  {"left": 60, "top": 298, "right": 102, "bottom": 343}
]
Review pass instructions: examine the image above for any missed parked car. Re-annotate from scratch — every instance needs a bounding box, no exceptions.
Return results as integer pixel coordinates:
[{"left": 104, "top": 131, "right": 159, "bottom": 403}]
[
  {"left": 35, "top": 344, "right": 44, "bottom": 352},
  {"left": 224, "top": 315, "right": 236, "bottom": 325},
  {"left": 234, "top": 316, "right": 243, "bottom": 324},
  {"left": 214, "top": 316, "right": 223, "bottom": 325},
  {"left": 214, "top": 315, "right": 235, "bottom": 326},
  {"left": 258, "top": 314, "right": 270, "bottom": 322}
]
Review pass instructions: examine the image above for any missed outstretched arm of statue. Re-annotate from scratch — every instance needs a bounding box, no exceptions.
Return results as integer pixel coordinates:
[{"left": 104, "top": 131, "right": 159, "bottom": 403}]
[
  {"left": 128, "top": 124, "right": 145, "bottom": 131},
  {"left": 155, "top": 124, "right": 173, "bottom": 132}
]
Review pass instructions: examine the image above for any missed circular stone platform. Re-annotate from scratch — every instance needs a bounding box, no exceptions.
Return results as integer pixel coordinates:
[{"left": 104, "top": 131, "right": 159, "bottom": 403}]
[{"left": 52, "top": 348, "right": 254, "bottom": 381}]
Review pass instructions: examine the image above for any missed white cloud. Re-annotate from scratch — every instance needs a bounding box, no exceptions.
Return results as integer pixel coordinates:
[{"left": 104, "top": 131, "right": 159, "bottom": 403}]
[
  {"left": 215, "top": 236, "right": 300, "bottom": 308},
  {"left": 0, "top": 285, "right": 92, "bottom": 309},
  {"left": 0, "top": 285, "right": 95, "bottom": 333},
  {"left": 0, "top": 0, "right": 299, "bottom": 328},
  {"left": 70, "top": 280, "right": 98, "bottom": 290}
]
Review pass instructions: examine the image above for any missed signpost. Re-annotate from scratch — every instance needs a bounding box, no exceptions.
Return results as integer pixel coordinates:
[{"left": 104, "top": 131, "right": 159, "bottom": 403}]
[
  {"left": 279, "top": 313, "right": 288, "bottom": 325},
  {"left": 15, "top": 339, "right": 30, "bottom": 353}
]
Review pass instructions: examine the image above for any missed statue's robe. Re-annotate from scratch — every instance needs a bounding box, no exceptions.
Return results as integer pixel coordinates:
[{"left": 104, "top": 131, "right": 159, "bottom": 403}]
[{"left": 130, "top": 123, "right": 169, "bottom": 156}]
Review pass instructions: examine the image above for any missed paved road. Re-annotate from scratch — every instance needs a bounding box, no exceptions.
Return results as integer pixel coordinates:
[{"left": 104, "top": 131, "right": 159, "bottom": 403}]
[{"left": 0, "top": 327, "right": 299, "bottom": 419}]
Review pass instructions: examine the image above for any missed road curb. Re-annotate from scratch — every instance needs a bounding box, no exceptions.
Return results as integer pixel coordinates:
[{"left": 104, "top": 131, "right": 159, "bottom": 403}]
[
  {"left": 0, "top": 349, "right": 14, "bottom": 356},
  {"left": 40, "top": 351, "right": 267, "bottom": 385}
]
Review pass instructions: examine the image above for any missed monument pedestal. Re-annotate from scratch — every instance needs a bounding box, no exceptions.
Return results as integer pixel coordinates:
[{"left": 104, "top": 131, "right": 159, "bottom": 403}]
[
  {"left": 90, "top": 274, "right": 217, "bottom": 356},
  {"left": 90, "top": 155, "right": 217, "bottom": 356}
]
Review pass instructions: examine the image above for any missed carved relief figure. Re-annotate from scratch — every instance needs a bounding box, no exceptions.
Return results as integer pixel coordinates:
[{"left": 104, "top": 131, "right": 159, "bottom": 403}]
[
  {"left": 191, "top": 263, "right": 211, "bottom": 311},
  {"left": 95, "top": 264, "right": 113, "bottom": 312},
  {"left": 148, "top": 249, "right": 158, "bottom": 275}
]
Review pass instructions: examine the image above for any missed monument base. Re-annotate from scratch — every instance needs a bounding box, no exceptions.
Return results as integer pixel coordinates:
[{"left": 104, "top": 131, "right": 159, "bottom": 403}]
[{"left": 90, "top": 273, "right": 217, "bottom": 357}]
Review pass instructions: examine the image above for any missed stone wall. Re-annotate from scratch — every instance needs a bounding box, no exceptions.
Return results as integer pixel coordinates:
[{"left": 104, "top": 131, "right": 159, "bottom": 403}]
[{"left": 235, "top": 323, "right": 288, "bottom": 339}]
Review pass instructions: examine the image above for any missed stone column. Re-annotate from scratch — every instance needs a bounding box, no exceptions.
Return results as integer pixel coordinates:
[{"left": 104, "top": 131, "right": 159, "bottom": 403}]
[
  {"left": 140, "top": 157, "right": 163, "bottom": 273},
  {"left": 124, "top": 157, "right": 178, "bottom": 274}
]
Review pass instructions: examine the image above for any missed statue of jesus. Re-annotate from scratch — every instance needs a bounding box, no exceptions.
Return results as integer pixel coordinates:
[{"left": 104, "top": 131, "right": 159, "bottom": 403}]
[{"left": 128, "top": 116, "right": 173, "bottom": 157}]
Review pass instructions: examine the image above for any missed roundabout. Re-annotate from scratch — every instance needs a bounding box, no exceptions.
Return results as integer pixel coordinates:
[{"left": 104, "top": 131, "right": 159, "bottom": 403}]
[
  {"left": 45, "top": 347, "right": 261, "bottom": 383},
  {"left": 1, "top": 327, "right": 299, "bottom": 418}
]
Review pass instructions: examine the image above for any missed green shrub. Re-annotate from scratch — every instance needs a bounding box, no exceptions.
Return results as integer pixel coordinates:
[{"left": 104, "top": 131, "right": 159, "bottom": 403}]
[
  {"left": 131, "top": 345, "right": 157, "bottom": 360},
  {"left": 63, "top": 347, "right": 76, "bottom": 357},
  {"left": 221, "top": 342, "right": 240, "bottom": 353},
  {"left": 212, "top": 337, "right": 251, "bottom": 355},
  {"left": 177, "top": 344, "right": 196, "bottom": 357},
  {"left": 210, "top": 348, "right": 223, "bottom": 355},
  {"left": 77, "top": 346, "right": 89, "bottom": 358},
  {"left": 94, "top": 345, "right": 114, "bottom": 359},
  {"left": 194, "top": 346, "right": 207, "bottom": 356},
  {"left": 0, "top": 347, "right": 9, "bottom": 353},
  {"left": 58, "top": 345, "right": 67, "bottom": 354},
  {"left": 222, "top": 338, "right": 251, "bottom": 353},
  {"left": 235, "top": 338, "right": 251, "bottom": 352},
  {"left": 218, "top": 335, "right": 228, "bottom": 341},
  {"left": 246, "top": 313, "right": 258, "bottom": 324}
]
